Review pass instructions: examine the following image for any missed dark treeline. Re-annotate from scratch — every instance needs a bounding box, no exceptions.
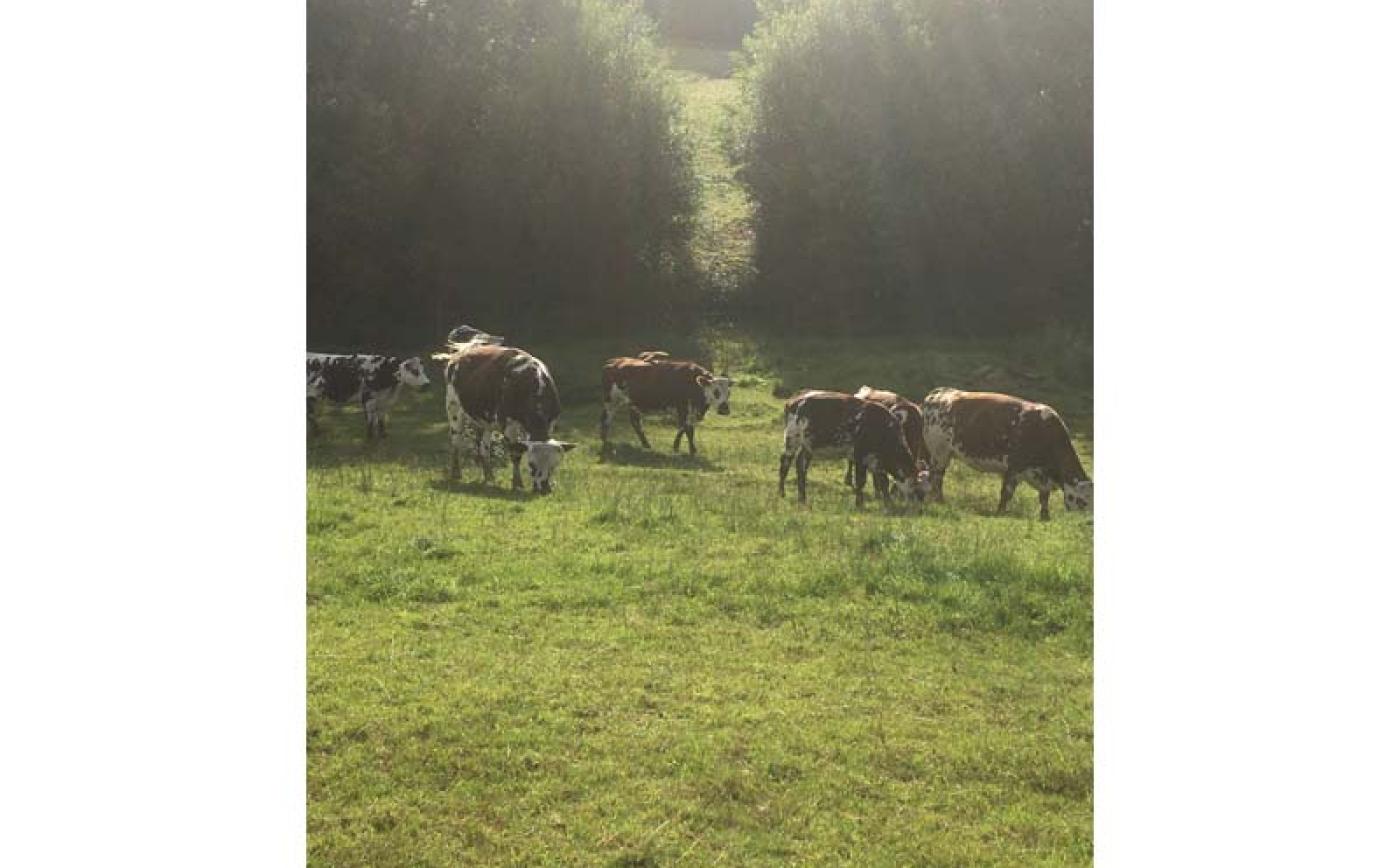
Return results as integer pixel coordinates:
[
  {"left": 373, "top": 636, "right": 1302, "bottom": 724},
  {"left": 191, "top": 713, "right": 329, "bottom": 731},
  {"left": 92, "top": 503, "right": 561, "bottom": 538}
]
[
  {"left": 308, "top": 0, "right": 694, "bottom": 349},
  {"left": 642, "top": 0, "right": 759, "bottom": 46},
  {"left": 308, "top": 0, "right": 1091, "bottom": 348},
  {"left": 734, "top": 0, "right": 1092, "bottom": 334}
]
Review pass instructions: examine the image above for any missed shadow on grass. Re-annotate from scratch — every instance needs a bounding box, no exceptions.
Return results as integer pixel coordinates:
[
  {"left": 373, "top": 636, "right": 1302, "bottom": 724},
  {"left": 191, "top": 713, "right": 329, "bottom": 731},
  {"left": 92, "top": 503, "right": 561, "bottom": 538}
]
[
  {"left": 306, "top": 437, "right": 445, "bottom": 471},
  {"left": 427, "top": 478, "right": 536, "bottom": 502},
  {"left": 598, "top": 443, "right": 724, "bottom": 472}
]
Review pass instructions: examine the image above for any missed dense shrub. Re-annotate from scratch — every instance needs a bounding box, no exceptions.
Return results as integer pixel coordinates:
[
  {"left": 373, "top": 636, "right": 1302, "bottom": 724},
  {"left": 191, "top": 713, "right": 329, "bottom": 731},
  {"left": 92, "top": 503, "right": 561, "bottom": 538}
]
[
  {"left": 308, "top": 0, "right": 696, "bottom": 349},
  {"left": 734, "top": 0, "right": 1092, "bottom": 334}
]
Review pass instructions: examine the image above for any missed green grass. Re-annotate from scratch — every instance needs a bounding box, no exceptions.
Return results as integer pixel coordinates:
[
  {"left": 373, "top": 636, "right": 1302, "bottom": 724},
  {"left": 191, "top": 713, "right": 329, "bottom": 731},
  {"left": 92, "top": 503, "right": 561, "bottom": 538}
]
[
  {"left": 308, "top": 331, "right": 1092, "bottom": 866},
  {"left": 667, "top": 43, "right": 755, "bottom": 301}
]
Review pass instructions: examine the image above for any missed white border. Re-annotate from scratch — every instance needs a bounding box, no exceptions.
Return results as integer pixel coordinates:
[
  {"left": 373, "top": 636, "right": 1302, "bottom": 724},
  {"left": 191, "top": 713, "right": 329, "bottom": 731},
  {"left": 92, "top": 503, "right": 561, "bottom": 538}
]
[
  {"left": 1096, "top": 0, "right": 1399, "bottom": 864},
  {"left": 3, "top": 2, "right": 305, "bottom": 865},
  {"left": 4, "top": 0, "right": 1399, "bottom": 864}
]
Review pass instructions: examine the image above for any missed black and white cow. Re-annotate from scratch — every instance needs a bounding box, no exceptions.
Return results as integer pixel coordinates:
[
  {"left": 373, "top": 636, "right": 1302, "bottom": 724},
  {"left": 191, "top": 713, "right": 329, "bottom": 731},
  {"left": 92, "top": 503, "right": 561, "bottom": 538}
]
[
  {"left": 434, "top": 342, "right": 576, "bottom": 493},
  {"left": 921, "top": 388, "right": 1092, "bottom": 520},
  {"left": 306, "top": 353, "right": 430, "bottom": 438},
  {"left": 779, "top": 390, "right": 929, "bottom": 506}
]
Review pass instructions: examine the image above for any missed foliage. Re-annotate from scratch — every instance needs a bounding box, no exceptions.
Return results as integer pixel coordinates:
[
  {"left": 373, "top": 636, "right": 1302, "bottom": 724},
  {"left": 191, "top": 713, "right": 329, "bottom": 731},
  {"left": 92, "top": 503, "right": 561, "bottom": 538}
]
[
  {"left": 308, "top": 0, "right": 697, "bottom": 349},
  {"left": 733, "top": 0, "right": 1093, "bottom": 334},
  {"left": 308, "top": 333, "right": 1092, "bottom": 864}
]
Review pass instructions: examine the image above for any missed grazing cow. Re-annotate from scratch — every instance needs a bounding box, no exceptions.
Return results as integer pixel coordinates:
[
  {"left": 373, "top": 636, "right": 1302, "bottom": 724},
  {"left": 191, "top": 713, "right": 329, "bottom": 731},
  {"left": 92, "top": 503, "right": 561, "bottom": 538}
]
[
  {"left": 599, "top": 355, "right": 732, "bottom": 456},
  {"left": 779, "top": 390, "right": 928, "bottom": 506},
  {"left": 921, "top": 388, "right": 1092, "bottom": 520},
  {"left": 447, "top": 323, "right": 505, "bottom": 346},
  {"left": 434, "top": 342, "right": 576, "bottom": 493},
  {"left": 848, "top": 385, "right": 930, "bottom": 484},
  {"left": 306, "top": 353, "right": 430, "bottom": 438}
]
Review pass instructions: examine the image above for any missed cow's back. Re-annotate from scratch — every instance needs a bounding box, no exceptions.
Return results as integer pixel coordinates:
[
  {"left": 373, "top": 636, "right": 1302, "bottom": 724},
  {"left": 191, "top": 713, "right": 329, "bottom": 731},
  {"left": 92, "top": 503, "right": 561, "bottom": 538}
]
[
  {"left": 307, "top": 353, "right": 365, "bottom": 404},
  {"left": 447, "top": 345, "right": 524, "bottom": 421},
  {"left": 785, "top": 390, "right": 864, "bottom": 449},
  {"left": 927, "top": 389, "right": 1084, "bottom": 482},
  {"left": 855, "top": 386, "right": 928, "bottom": 463},
  {"left": 604, "top": 357, "right": 707, "bottom": 411}
]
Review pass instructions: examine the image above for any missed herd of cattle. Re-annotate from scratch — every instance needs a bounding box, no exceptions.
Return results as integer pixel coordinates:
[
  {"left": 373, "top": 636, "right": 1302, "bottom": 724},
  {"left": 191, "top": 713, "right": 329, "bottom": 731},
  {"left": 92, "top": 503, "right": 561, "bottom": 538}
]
[{"left": 307, "top": 330, "right": 1093, "bottom": 519}]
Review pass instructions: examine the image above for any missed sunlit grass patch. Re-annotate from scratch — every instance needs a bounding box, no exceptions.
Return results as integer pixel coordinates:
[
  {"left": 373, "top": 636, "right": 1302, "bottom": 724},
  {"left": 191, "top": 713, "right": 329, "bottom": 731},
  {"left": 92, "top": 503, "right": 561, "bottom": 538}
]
[{"left": 308, "top": 332, "right": 1092, "bottom": 865}]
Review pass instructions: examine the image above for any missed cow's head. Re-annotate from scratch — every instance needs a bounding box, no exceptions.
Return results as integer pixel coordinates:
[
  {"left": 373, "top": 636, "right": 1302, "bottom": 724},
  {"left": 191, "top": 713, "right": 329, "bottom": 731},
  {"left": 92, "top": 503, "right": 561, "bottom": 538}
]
[
  {"left": 1064, "top": 479, "right": 1093, "bottom": 512},
  {"left": 697, "top": 374, "right": 732, "bottom": 415},
  {"left": 890, "top": 460, "right": 931, "bottom": 504},
  {"left": 911, "top": 461, "right": 933, "bottom": 501},
  {"left": 522, "top": 439, "right": 577, "bottom": 494},
  {"left": 397, "top": 357, "right": 431, "bottom": 387}
]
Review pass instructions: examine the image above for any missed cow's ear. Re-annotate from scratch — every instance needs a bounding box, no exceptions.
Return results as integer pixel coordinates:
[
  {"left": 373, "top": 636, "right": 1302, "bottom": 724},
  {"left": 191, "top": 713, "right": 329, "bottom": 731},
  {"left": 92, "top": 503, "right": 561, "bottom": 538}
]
[{"left": 557, "top": 441, "right": 578, "bottom": 452}]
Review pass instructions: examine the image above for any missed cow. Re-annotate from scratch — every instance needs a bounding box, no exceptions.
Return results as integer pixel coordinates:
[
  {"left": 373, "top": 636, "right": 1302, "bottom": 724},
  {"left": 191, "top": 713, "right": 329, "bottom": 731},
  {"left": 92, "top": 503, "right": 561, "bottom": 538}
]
[
  {"left": 433, "top": 342, "right": 576, "bottom": 494},
  {"left": 599, "top": 355, "right": 732, "bottom": 456},
  {"left": 778, "top": 390, "right": 928, "bottom": 506},
  {"left": 306, "top": 353, "right": 430, "bottom": 439},
  {"left": 447, "top": 323, "right": 505, "bottom": 346},
  {"left": 848, "top": 385, "right": 930, "bottom": 485},
  {"left": 921, "top": 388, "right": 1092, "bottom": 520}
]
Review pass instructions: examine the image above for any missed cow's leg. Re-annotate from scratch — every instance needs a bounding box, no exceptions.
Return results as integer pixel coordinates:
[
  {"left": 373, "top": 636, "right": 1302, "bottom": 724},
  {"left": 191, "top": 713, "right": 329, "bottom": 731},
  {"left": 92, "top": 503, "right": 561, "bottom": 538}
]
[
  {"left": 446, "top": 393, "right": 465, "bottom": 480},
  {"left": 599, "top": 403, "right": 613, "bottom": 454},
  {"left": 997, "top": 473, "right": 1019, "bottom": 514},
  {"left": 796, "top": 450, "right": 811, "bottom": 503},
  {"left": 685, "top": 422, "right": 697, "bottom": 456},
  {"left": 672, "top": 409, "right": 686, "bottom": 452},
  {"left": 844, "top": 459, "right": 855, "bottom": 488},
  {"left": 474, "top": 428, "right": 493, "bottom": 483},
  {"left": 376, "top": 413, "right": 387, "bottom": 439},
  {"left": 930, "top": 467, "right": 947, "bottom": 503},
  {"left": 629, "top": 407, "right": 650, "bottom": 448},
  {"left": 779, "top": 450, "right": 792, "bottom": 497},
  {"left": 853, "top": 459, "right": 867, "bottom": 507},
  {"left": 924, "top": 430, "right": 953, "bottom": 503},
  {"left": 364, "top": 406, "right": 376, "bottom": 440},
  {"left": 510, "top": 443, "right": 526, "bottom": 491},
  {"left": 307, "top": 398, "right": 320, "bottom": 436},
  {"left": 874, "top": 470, "right": 892, "bottom": 506},
  {"left": 1038, "top": 487, "right": 1052, "bottom": 521}
]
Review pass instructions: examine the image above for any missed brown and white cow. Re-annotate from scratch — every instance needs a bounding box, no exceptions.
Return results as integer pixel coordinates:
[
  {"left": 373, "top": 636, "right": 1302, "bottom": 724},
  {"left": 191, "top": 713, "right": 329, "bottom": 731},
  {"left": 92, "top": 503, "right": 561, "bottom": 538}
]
[
  {"left": 306, "top": 353, "right": 430, "bottom": 438},
  {"left": 921, "top": 388, "right": 1092, "bottom": 520},
  {"left": 779, "top": 390, "right": 928, "bottom": 506},
  {"left": 848, "top": 385, "right": 930, "bottom": 484},
  {"left": 599, "top": 355, "right": 732, "bottom": 456},
  {"left": 433, "top": 343, "right": 576, "bottom": 493}
]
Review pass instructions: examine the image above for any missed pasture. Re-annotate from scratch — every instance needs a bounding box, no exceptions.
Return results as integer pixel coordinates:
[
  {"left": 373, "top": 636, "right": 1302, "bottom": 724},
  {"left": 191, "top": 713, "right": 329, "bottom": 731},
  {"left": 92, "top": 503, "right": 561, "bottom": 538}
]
[{"left": 307, "top": 331, "right": 1093, "bottom": 865}]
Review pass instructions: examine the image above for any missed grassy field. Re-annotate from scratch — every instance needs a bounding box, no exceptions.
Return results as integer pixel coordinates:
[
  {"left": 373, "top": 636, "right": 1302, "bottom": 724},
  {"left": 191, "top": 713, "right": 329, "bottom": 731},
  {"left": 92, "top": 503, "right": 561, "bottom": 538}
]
[{"left": 308, "top": 330, "right": 1093, "bottom": 865}]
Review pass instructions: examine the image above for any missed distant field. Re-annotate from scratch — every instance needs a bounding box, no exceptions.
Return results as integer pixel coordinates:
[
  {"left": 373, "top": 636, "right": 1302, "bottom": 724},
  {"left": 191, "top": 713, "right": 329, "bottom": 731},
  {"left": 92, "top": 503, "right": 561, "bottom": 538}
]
[
  {"left": 667, "top": 42, "right": 755, "bottom": 302},
  {"left": 308, "top": 331, "right": 1093, "bottom": 866}
]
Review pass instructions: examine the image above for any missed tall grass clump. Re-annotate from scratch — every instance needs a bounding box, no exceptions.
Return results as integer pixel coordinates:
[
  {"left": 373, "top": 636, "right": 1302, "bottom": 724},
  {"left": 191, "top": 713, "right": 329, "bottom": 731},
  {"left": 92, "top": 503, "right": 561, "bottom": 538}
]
[
  {"left": 308, "top": 0, "right": 697, "bottom": 348},
  {"left": 733, "top": 0, "right": 1092, "bottom": 335}
]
